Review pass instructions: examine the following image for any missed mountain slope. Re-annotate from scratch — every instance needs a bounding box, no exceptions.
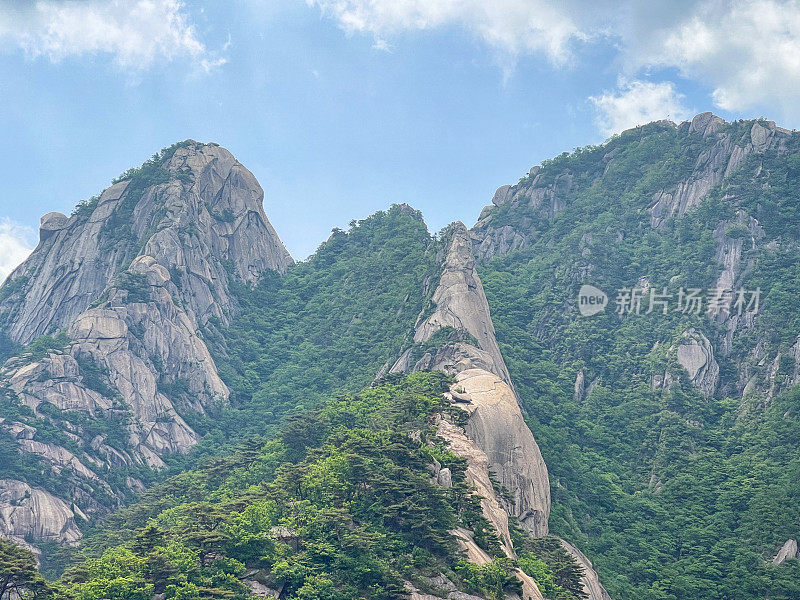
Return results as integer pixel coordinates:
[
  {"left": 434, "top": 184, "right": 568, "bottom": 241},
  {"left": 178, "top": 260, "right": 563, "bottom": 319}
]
[
  {"left": 471, "top": 113, "right": 800, "bottom": 599},
  {"left": 47, "top": 373, "right": 582, "bottom": 600},
  {"left": 0, "top": 146, "right": 589, "bottom": 600}
]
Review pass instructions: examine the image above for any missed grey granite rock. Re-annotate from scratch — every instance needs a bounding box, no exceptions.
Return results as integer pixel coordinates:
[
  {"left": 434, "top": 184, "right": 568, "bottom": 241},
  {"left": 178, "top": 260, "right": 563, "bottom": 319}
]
[
  {"left": 773, "top": 539, "right": 799, "bottom": 565},
  {"left": 560, "top": 539, "right": 613, "bottom": 600},
  {"left": 0, "top": 479, "right": 82, "bottom": 546},
  {"left": 676, "top": 329, "right": 720, "bottom": 397},
  {"left": 0, "top": 142, "right": 292, "bottom": 345},
  {"left": 392, "top": 222, "right": 512, "bottom": 386}
]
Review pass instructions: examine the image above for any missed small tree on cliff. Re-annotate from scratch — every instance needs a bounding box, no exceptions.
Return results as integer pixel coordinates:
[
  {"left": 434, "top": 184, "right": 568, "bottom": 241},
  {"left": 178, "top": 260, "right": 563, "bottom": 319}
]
[{"left": 0, "top": 538, "right": 53, "bottom": 599}]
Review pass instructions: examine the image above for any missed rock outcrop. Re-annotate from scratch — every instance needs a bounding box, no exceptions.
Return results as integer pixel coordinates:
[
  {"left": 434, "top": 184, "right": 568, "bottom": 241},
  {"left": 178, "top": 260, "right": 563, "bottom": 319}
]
[
  {"left": 560, "top": 539, "right": 613, "bottom": 600},
  {"left": 773, "top": 539, "right": 799, "bottom": 565},
  {"left": 651, "top": 329, "right": 720, "bottom": 398},
  {"left": 0, "top": 141, "right": 293, "bottom": 548},
  {"left": 0, "top": 479, "right": 82, "bottom": 546},
  {"left": 472, "top": 169, "right": 571, "bottom": 263},
  {"left": 648, "top": 115, "right": 790, "bottom": 229},
  {"left": 676, "top": 329, "right": 720, "bottom": 397},
  {"left": 391, "top": 225, "right": 549, "bottom": 533},
  {"left": 391, "top": 222, "right": 512, "bottom": 386},
  {"left": 456, "top": 370, "right": 550, "bottom": 537},
  {"left": 793, "top": 335, "right": 800, "bottom": 387},
  {"left": 0, "top": 142, "right": 292, "bottom": 345},
  {"left": 435, "top": 409, "right": 544, "bottom": 600},
  {"left": 390, "top": 220, "right": 608, "bottom": 598}
]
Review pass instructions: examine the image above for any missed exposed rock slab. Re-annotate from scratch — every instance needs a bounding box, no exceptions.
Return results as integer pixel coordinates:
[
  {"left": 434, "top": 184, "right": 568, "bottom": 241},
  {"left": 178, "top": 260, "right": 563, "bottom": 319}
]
[
  {"left": 390, "top": 217, "right": 608, "bottom": 597},
  {"left": 454, "top": 370, "right": 550, "bottom": 537},
  {"left": 773, "top": 539, "right": 799, "bottom": 565},
  {"left": 436, "top": 423, "right": 544, "bottom": 600},
  {"left": 0, "top": 142, "right": 292, "bottom": 345},
  {"left": 391, "top": 222, "right": 511, "bottom": 386},
  {"left": 676, "top": 329, "right": 720, "bottom": 397},
  {"left": 0, "top": 479, "right": 81, "bottom": 546},
  {"left": 437, "top": 418, "right": 517, "bottom": 557}
]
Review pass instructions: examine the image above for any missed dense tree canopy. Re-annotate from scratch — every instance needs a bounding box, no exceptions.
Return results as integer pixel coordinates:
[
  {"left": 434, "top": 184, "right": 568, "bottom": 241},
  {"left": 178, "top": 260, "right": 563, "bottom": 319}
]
[{"left": 45, "top": 373, "right": 582, "bottom": 600}]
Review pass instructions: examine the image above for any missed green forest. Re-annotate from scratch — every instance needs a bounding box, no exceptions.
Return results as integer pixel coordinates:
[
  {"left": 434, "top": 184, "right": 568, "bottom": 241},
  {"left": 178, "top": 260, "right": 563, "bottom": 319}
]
[
  {"left": 4, "top": 373, "right": 584, "bottom": 600},
  {"left": 477, "top": 121, "right": 800, "bottom": 599}
]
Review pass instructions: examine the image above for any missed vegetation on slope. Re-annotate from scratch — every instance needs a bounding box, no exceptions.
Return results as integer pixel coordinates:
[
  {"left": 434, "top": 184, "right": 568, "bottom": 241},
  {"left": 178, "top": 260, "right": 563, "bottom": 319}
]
[
  {"left": 22, "top": 373, "right": 583, "bottom": 600},
  {"left": 478, "top": 120, "right": 800, "bottom": 600},
  {"left": 180, "top": 205, "right": 440, "bottom": 461}
]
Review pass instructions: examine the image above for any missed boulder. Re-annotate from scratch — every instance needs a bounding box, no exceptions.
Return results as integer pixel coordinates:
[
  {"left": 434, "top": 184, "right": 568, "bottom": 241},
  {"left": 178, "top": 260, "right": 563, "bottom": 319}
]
[{"left": 39, "top": 212, "right": 69, "bottom": 241}]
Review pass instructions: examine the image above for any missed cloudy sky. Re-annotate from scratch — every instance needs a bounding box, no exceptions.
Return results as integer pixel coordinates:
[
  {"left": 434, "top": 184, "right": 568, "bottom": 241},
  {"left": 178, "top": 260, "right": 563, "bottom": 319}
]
[{"left": 1, "top": 0, "right": 799, "bottom": 279}]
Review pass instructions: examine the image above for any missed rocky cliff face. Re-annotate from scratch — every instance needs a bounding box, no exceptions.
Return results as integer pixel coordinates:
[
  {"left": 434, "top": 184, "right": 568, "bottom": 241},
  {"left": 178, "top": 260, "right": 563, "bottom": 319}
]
[
  {"left": 773, "top": 539, "right": 799, "bottom": 565},
  {"left": 0, "top": 479, "right": 82, "bottom": 551},
  {"left": 0, "top": 142, "right": 292, "bottom": 548},
  {"left": 390, "top": 222, "right": 549, "bottom": 523},
  {"left": 435, "top": 402, "right": 545, "bottom": 600},
  {"left": 471, "top": 113, "right": 800, "bottom": 403},
  {"left": 648, "top": 115, "right": 790, "bottom": 229},
  {"left": 471, "top": 113, "right": 792, "bottom": 266},
  {"left": 456, "top": 370, "right": 550, "bottom": 537},
  {"left": 559, "top": 540, "right": 612, "bottom": 600},
  {"left": 471, "top": 168, "right": 571, "bottom": 264},
  {"left": 652, "top": 328, "right": 721, "bottom": 397}
]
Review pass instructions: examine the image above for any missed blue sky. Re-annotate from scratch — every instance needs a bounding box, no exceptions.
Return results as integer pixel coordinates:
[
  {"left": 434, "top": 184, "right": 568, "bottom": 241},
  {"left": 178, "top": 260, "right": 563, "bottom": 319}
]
[{"left": 2, "top": 0, "right": 799, "bottom": 278}]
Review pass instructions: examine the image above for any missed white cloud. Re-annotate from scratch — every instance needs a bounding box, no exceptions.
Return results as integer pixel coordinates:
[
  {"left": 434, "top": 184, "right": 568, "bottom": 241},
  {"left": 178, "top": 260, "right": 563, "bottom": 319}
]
[
  {"left": 632, "top": 0, "right": 800, "bottom": 115},
  {"left": 0, "top": 0, "right": 224, "bottom": 71},
  {"left": 306, "top": 0, "right": 588, "bottom": 65},
  {"left": 589, "top": 79, "right": 693, "bottom": 137},
  {"left": 0, "top": 219, "right": 35, "bottom": 285}
]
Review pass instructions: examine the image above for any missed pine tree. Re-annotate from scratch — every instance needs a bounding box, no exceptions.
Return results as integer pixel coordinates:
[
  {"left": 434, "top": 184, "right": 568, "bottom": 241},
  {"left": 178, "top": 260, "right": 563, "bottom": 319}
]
[{"left": 0, "top": 538, "right": 53, "bottom": 600}]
